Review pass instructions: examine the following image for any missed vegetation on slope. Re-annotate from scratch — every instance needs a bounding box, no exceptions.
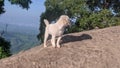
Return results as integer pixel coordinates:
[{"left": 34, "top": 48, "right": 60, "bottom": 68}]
[
  {"left": 2, "top": 31, "right": 40, "bottom": 54},
  {"left": 0, "top": 36, "right": 11, "bottom": 59}
]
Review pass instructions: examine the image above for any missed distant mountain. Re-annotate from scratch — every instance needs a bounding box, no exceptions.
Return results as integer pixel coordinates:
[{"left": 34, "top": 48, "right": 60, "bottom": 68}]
[
  {"left": 0, "top": 23, "right": 40, "bottom": 54},
  {"left": 0, "top": 23, "right": 39, "bottom": 35}
]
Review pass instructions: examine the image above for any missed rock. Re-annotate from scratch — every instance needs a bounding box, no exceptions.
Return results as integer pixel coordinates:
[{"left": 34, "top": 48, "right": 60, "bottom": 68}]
[{"left": 0, "top": 26, "right": 120, "bottom": 68}]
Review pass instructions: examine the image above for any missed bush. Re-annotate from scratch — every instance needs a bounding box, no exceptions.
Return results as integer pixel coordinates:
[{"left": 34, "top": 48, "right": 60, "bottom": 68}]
[
  {"left": 68, "top": 9, "right": 120, "bottom": 33},
  {"left": 0, "top": 37, "right": 11, "bottom": 59}
]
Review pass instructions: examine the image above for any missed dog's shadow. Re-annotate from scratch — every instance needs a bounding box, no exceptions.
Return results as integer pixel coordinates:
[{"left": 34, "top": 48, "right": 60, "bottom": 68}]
[{"left": 61, "top": 34, "right": 92, "bottom": 44}]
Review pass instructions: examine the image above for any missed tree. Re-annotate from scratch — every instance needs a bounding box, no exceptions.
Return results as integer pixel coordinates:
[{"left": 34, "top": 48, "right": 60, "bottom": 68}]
[
  {"left": 38, "top": 0, "right": 120, "bottom": 43},
  {"left": 0, "top": 0, "right": 5, "bottom": 14},
  {"left": 87, "top": 0, "right": 120, "bottom": 13},
  {"left": 0, "top": 36, "right": 11, "bottom": 59}
]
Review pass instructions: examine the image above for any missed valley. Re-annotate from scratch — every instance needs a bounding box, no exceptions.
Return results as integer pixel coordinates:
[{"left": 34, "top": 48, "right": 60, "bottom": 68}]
[{"left": 0, "top": 23, "right": 40, "bottom": 54}]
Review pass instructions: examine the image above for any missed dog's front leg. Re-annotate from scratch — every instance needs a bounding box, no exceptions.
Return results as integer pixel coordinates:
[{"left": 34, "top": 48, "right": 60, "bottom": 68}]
[
  {"left": 44, "top": 30, "right": 48, "bottom": 47},
  {"left": 51, "top": 36, "right": 56, "bottom": 48},
  {"left": 57, "top": 36, "right": 62, "bottom": 48}
]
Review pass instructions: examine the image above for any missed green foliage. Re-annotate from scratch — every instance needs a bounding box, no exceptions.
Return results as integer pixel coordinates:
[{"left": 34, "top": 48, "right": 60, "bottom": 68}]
[
  {"left": 87, "top": 0, "right": 120, "bottom": 12},
  {"left": 68, "top": 9, "right": 120, "bottom": 32},
  {"left": 80, "top": 9, "right": 113, "bottom": 29},
  {"left": 0, "top": 0, "right": 5, "bottom": 14},
  {"left": 0, "top": 36, "right": 11, "bottom": 59}
]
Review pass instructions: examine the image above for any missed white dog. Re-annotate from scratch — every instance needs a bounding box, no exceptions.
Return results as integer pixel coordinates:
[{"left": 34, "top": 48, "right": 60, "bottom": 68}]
[{"left": 44, "top": 15, "right": 71, "bottom": 48}]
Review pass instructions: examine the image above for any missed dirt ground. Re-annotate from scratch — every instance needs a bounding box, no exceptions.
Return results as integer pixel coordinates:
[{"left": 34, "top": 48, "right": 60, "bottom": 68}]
[{"left": 0, "top": 26, "right": 120, "bottom": 68}]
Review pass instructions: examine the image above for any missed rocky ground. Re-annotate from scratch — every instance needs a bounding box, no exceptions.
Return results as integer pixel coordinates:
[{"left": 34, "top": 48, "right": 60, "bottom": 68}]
[{"left": 0, "top": 26, "right": 120, "bottom": 68}]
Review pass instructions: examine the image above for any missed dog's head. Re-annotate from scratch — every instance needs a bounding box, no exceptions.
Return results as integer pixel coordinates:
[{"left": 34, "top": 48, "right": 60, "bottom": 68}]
[{"left": 59, "top": 15, "right": 71, "bottom": 27}]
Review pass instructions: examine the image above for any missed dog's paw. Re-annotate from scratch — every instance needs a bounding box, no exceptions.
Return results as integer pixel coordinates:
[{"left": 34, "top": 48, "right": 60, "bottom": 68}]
[
  {"left": 57, "top": 45, "right": 61, "bottom": 48},
  {"left": 44, "top": 45, "right": 47, "bottom": 48},
  {"left": 52, "top": 45, "right": 56, "bottom": 48}
]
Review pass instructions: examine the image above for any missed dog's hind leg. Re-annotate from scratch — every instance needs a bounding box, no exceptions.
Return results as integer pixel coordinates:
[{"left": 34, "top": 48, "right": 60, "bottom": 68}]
[
  {"left": 57, "top": 36, "right": 62, "bottom": 48},
  {"left": 51, "top": 36, "right": 56, "bottom": 48},
  {"left": 44, "top": 30, "right": 49, "bottom": 47}
]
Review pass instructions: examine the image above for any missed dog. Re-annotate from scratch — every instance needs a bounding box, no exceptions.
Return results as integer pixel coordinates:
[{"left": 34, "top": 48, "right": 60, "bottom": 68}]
[{"left": 44, "top": 15, "right": 71, "bottom": 48}]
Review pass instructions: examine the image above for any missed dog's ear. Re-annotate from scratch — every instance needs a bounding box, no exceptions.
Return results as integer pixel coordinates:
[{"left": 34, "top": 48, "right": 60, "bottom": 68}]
[
  {"left": 58, "top": 15, "right": 70, "bottom": 26},
  {"left": 63, "top": 16, "right": 71, "bottom": 25}
]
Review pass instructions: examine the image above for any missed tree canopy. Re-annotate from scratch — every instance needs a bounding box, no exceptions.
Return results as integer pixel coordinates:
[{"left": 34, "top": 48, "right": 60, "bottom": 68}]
[
  {"left": 0, "top": 0, "right": 5, "bottom": 14},
  {"left": 38, "top": 0, "right": 120, "bottom": 43}
]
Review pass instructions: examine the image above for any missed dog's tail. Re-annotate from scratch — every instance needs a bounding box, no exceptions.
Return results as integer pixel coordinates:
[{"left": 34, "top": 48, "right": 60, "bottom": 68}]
[{"left": 44, "top": 19, "right": 49, "bottom": 26}]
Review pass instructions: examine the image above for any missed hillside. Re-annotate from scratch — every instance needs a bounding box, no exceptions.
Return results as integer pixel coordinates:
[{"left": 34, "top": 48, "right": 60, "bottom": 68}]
[
  {"left": 0, "top": 26, "right": 120, "bottom": 68},
  {"left": 3, "top": 32, "right": 40, "bottom": 54}
]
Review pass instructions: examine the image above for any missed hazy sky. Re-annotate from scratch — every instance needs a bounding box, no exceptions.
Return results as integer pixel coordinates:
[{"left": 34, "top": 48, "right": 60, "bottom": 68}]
[{"left": 0, "top": 0, "right": 45, "bottom": 28}]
